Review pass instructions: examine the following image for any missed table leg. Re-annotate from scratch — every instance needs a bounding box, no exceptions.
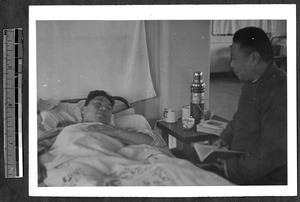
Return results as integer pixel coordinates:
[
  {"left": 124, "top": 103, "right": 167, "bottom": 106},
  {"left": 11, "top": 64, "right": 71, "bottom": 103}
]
[
  {"left": 182, "top": 142, "right": 194, "bottom": 157},
  {"left": 176, "top": 141, "right": 199, "bottom": 163},
  {"left": 161, "top": 130, "right": 169, "bottom": 146}
]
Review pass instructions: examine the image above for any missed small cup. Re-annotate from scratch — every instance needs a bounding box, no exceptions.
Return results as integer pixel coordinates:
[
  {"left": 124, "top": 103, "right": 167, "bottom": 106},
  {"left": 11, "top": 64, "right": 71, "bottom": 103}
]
[
  {"left": 182, "top": 117, "right": 195, "bottom": 130},
  {"left": 163, "top": 108, "right": 178, "bottom": 123},
  {"left": 182, "top": 105, "right": 191, "bottom": 120}
]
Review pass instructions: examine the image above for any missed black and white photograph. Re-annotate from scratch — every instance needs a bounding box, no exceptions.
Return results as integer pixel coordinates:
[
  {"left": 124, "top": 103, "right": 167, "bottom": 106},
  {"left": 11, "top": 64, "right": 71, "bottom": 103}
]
[{"left": 28, "top": 5, "right": 296, "bottom": 197}]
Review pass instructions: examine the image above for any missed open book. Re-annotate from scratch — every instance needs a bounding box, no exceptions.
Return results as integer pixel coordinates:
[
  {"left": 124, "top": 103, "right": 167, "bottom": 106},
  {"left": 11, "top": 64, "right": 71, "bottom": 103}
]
[{"left": 193, "top": 143, "right": 244, "bottom": 163}]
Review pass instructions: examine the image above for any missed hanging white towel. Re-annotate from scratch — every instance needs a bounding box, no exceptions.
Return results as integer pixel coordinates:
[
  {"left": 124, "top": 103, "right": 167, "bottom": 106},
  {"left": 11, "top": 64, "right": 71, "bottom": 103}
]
[{"left": 37, "top": 21, "right": 156, "bottom": 102}]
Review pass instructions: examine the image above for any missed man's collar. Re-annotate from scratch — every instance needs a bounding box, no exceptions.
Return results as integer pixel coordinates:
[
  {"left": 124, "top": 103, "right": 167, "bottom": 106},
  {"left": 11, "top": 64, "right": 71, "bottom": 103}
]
[{"left": 251, "top": 61, "right": 275, "bottom": 84}]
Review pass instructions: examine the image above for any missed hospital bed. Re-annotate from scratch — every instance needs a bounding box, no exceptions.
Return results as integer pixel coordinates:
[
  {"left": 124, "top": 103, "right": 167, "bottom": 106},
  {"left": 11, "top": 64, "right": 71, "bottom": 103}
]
[{"left": 37, "top": 96, "right": 233, "bottom": 186}]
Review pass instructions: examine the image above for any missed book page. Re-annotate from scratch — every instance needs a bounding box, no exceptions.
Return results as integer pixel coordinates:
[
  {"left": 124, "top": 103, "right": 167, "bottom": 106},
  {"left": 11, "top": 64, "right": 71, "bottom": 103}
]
[
  {"left": 194, "top": 143, "right": 244, "bottom": 163},
  {"left": 193, "top": 144, "right": 228, "bottom": 162}
]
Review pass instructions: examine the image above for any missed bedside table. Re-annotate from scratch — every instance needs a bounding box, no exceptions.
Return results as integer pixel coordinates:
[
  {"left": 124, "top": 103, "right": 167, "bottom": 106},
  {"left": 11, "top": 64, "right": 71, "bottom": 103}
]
[{"left": 156, "top": 119, "right": 220, "bottom": 161}]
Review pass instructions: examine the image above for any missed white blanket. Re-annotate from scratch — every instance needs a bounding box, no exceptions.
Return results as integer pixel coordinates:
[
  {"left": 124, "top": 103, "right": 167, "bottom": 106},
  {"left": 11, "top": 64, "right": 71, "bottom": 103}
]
[{"left": 39, "top": 123, "right": 233, "bottom": 186}]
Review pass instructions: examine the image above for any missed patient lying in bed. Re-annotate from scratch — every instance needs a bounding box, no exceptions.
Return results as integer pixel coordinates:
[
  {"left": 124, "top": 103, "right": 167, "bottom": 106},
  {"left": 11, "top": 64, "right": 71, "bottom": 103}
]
[{"left": 38, "top": 90, "right": 233, "bottom": 186}]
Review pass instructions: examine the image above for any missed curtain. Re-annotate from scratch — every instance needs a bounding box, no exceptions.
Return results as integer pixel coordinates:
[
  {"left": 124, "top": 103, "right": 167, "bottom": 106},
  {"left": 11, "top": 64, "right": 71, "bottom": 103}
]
[
  {"left": 212, "top": 20, "right": 272, "bottom": 35},
  {"left": 36, "top": 21, "right": 156, "bottom": 103}
]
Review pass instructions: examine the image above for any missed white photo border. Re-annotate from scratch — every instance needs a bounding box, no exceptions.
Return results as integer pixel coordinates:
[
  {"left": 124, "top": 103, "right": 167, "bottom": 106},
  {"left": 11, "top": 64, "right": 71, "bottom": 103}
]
[{"left": 29, "top": 4, "right": 297, "bottom": 197}]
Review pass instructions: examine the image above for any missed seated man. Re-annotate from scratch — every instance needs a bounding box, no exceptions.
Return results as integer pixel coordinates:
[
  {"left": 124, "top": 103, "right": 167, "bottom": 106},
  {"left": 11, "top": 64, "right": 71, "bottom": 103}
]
[
  {"left": 211, "top": 27, "right": 287, "bottom": 185},
  {"left": 38, "top": 90, "right": 167, "bottom": 183}
]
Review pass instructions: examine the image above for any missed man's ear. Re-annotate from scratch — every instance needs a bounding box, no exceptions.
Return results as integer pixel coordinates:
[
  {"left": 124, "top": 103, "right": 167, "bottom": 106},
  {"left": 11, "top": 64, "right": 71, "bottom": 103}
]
[{"left": 250, "top": 51, "right": 261, "bottom": 65}]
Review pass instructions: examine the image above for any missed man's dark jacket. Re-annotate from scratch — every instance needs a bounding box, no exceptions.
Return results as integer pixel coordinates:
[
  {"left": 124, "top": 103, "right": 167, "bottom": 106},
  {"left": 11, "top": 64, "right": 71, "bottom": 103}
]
[{"left": 221, "top": 63, "right": 287, "bottom": 185}]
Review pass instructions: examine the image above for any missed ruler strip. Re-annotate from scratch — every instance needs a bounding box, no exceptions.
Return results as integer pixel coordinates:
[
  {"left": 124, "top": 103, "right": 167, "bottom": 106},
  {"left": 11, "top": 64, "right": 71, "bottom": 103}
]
[{"left": 3, "top": 28, "right": 23, "bottom": 178}]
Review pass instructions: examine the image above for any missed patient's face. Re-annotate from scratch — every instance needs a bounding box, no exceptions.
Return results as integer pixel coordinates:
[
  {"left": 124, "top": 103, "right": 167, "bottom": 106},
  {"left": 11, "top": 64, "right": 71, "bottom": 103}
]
[{"left": 82, "top": 96, "right": 113, "bottom": 124}]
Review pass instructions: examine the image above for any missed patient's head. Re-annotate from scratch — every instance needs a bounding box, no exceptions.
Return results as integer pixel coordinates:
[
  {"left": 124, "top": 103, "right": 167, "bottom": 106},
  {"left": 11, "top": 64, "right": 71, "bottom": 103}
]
[{"left": 82, "top": 90, "right": 115, "bottom": 124}]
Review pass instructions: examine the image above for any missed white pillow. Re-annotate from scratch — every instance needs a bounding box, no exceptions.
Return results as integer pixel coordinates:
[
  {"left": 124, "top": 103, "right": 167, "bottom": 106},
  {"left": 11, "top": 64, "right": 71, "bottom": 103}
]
[
  {"left": 113, "top": 108, "right": 135, "bottom": 119},
  {"left": 115, "top": 114, "right": 151, "bottom": 131}
]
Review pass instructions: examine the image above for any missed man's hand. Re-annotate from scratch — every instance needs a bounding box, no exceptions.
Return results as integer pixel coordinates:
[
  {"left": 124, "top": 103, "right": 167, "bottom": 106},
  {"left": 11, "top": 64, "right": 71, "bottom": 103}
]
[
  {"left": 212, "top": 138, "right": 229, "bottom": 148},
  {"left": 211, "top": 158, "right": 227, "bottom": 178}
]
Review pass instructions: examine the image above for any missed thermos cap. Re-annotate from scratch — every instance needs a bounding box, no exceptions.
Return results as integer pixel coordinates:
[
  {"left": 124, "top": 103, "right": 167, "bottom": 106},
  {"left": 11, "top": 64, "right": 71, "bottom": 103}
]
[{"left": 193, "top": 72, "right": 203, "bottom": 83}]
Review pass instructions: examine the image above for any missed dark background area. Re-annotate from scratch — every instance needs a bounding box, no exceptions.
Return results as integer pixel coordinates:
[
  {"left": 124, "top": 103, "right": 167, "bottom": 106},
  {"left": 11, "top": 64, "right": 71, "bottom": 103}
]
[{"left": 0, "top": 0, "right": 299, "bottom": 201}]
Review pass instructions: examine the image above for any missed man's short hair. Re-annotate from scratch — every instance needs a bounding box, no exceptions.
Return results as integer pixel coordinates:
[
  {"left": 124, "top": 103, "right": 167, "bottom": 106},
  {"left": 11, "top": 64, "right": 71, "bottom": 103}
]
[
  {"left": 233, "top": 26, "right": 274, "bottom": 62},
  {"left": 84, "top": 90, "right": 115, "bottom": 107}
]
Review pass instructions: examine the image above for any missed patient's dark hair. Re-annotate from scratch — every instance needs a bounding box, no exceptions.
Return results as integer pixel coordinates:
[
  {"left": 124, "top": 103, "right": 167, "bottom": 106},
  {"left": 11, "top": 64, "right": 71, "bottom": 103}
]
[
  {"left": 84, "top": 90, "right": 115, "bottom": 107},
  {"left": 233, "top": 26, "right": 273, "bottom": 62}
]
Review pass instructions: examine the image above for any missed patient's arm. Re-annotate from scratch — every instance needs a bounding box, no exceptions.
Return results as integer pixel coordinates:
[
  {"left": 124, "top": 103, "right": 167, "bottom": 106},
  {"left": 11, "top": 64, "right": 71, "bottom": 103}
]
[
  {"left": 114, "top": 129, "right": 153, "bottom": 145},
  {"left": 86, "top": 124, "right": 153, "bottom": 145}
]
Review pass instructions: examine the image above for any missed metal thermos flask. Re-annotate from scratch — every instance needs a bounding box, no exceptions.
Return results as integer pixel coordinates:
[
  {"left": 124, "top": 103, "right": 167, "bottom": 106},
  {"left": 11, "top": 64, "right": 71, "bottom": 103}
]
[{"left": 190, "top": 72, "right": 205, "bottom": 124}]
